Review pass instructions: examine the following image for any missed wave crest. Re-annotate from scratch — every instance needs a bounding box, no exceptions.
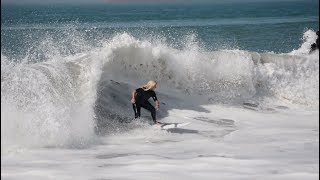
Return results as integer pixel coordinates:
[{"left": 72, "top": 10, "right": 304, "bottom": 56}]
[{"left": 1, "top": 31, "right": 318, "bottom": 150}]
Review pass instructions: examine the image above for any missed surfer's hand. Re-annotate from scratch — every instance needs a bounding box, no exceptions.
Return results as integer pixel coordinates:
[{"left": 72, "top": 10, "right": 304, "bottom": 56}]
[
  {"left": 155, "top": 105, "right": 159, "bottom": 110},
  {"left": 131, "top": 98, "right": 136, "bottom": 104}
]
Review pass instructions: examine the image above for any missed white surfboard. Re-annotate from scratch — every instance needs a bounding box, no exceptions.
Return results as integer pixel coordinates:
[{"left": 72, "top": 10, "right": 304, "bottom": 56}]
[{"left": 159, "top": 122, "right": 191, "bottom": 130}]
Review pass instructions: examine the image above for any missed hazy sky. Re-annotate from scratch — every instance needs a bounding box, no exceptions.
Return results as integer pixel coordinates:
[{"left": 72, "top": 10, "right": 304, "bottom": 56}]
[{"left": 1, "top": 0, "right": 314, "bottom": 5}]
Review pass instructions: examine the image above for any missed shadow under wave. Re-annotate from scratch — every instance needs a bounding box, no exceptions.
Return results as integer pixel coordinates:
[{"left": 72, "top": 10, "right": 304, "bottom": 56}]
[{"left": 93, "top": 76, "right": 210, "bottom": 136}]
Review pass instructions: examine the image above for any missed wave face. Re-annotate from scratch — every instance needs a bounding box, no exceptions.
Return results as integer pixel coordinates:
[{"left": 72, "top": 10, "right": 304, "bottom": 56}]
[
  {"left": 100, "top": 32, "right": 319, "bottom": 105},
  {"left": 1, "top": 30, "right": 319, "bottom": 150}
]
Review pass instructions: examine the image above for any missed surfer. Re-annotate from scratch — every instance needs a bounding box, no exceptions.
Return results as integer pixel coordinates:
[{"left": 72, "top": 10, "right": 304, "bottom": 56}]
[
  {"left": 310, "top": 30, "right": 319, "bottom": 53},
  {"left": 131, "top": 80, "right": 160, "bottom": 124}
]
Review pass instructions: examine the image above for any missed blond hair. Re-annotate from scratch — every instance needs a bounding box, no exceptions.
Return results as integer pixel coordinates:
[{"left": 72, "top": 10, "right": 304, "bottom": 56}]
[{"left": 142, "top": 80, "right": 157, "bottom": 91}]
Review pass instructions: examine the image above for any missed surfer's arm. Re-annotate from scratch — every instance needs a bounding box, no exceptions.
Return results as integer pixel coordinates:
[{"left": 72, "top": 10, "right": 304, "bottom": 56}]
[
  {"left": 131, "top": 89, "right": 137, "bottom": 104},
  {"left": 155, "top": 100, "right": 159, "bottom": 110},
  {"left": 152, "top": 92, "right": 159, "bottom": 110}
]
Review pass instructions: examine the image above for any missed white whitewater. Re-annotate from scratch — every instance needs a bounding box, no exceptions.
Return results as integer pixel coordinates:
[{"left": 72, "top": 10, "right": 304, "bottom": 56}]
[{"left": 1, "top": 31, "right": 319, "bottom": 179}]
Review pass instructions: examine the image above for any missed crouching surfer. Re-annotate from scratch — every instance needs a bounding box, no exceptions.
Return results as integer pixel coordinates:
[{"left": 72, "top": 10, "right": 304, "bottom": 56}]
[{"left": 131, "top": 80, "right": 160, "bottom": 124}]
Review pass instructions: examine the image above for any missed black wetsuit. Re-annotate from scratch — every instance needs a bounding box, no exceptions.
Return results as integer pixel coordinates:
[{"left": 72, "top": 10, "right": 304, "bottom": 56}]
[{"left": 132, "top": 88, "right": 158, "bottom": 123}]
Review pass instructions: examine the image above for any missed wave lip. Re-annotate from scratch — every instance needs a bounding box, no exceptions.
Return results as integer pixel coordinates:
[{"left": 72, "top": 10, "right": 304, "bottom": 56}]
[{"left": 102, "top": 33, "right": 319, "bottom": 106}]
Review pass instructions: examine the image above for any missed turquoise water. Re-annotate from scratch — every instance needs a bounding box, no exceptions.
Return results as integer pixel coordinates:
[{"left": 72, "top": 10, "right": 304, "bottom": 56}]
[{"left": 1, "top": 1, "right": 319, "bottom": 60}]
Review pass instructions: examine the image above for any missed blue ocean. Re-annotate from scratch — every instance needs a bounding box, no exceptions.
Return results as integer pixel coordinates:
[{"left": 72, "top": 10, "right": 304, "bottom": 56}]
[
  {"left": 1, "top": 1, "right": 319, "bottom": 180},
  {"left": 1, "top": 1, "right": 319, "bottom": 60}
]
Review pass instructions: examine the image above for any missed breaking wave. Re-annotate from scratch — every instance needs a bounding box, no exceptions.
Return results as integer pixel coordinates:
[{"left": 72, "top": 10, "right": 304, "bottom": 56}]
[{"left": 1, "top": 30, "right": 318, "bottom": 150}]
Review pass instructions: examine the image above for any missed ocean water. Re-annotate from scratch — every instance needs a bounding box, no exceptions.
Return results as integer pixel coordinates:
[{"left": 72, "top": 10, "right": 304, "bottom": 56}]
[{"left": 1, "top": 1, "right": 319, "bottom": 180}]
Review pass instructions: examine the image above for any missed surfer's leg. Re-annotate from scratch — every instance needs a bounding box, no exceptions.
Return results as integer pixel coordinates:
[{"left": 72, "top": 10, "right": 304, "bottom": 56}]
[
  {"left": 141, "top": 101, "right": 156, "bottom": 123},
  {"left": 136, "top": 104, "right": 141, "bottom": 118},
  {"left": 132, "top": 103, "right": 141, "bottom": 118},
  {"left": 137, "top": 106, "right": 141, "bottom": 118},
  {"left": 132, "top": 103, "right": 137, "bottom": 118}
]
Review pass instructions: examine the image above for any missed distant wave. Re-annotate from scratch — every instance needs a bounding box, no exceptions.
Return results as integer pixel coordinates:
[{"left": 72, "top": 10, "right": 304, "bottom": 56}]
[{"left": 1, "top": 16, "right": 318, "bottom": 30}]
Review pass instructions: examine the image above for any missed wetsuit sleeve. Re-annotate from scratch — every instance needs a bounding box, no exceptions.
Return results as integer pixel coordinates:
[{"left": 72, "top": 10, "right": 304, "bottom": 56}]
[
  {"left": 152, "top": 92, "right": 158, "bottom": 101},
  {"left": 135, "top": 88, "right": 143, "bottom": 95}
]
